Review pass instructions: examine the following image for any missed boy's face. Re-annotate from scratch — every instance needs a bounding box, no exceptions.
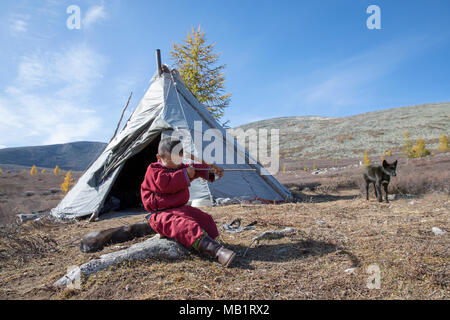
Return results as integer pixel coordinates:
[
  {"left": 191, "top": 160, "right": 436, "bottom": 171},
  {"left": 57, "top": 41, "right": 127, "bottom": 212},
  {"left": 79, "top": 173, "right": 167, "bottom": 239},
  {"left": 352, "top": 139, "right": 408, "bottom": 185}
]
[{"left": 156, "top": 151, "right": 183, "bottom": 169}]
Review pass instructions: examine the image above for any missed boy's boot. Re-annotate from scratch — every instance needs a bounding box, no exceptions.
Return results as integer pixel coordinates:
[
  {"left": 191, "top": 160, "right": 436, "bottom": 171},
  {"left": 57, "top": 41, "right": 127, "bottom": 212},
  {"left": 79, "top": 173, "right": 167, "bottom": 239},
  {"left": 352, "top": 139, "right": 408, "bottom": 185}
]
[{"left": 198, "top": 236, "right": 236, "bottom": 267}]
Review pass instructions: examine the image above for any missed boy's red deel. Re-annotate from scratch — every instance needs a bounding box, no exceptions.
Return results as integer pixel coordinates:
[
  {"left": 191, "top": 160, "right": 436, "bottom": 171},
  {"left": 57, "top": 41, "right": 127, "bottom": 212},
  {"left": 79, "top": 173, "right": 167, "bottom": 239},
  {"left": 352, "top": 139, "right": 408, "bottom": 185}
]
[{"left": 140, "top": 162, "right": 219, "bottom": 248}]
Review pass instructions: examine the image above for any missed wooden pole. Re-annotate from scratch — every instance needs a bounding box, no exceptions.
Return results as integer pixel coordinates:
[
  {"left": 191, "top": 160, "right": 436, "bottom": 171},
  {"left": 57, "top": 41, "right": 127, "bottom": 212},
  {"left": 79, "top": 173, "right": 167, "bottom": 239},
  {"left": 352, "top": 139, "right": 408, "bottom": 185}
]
[
  {"left": 156, "top": 49, "right": 162, "bottom": 76},
  {"left": 110, "top": 92, "right": 133, "bottom": 143},
  {"left": 184, "top": 152, "right": 256, "bottom": 171},
  {"left": 193, "top": 168, "right": 257, "bottom": 171}
]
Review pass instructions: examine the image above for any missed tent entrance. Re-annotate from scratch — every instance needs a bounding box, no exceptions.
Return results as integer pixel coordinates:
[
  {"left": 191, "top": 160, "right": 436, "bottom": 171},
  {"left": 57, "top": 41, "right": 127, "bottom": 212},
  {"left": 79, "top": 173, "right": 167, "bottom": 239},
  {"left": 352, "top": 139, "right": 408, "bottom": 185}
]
[{"left": 101, "top": 133, "right": 162, "bottom": 213}]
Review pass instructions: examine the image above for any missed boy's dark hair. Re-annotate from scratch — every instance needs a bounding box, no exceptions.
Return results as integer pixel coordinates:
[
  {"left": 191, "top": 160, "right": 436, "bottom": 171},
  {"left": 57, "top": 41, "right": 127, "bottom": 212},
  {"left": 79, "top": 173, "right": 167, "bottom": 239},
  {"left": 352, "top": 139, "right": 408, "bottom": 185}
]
[{"left": 158, "top": 138, "right": 183, "bottom": 158}]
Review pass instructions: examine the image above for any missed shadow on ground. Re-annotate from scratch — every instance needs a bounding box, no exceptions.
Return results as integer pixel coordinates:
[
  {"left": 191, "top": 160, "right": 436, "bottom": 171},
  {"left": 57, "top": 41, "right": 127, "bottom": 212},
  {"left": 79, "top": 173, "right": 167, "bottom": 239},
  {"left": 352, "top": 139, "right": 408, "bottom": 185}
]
[
  {"left": 214, "top": 239, "right": 360, "bottom": 270},
  {"left": 294, "top": 192, "right": 359, "bottom": 203}
]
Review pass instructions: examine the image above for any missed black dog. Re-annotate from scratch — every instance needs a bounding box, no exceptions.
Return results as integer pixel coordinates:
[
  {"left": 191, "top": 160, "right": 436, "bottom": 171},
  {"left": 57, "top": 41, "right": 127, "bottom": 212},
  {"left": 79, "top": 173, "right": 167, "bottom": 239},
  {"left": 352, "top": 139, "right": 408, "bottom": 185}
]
[{"left": 363, "top": 160, "right": 397, "bottom": 203}]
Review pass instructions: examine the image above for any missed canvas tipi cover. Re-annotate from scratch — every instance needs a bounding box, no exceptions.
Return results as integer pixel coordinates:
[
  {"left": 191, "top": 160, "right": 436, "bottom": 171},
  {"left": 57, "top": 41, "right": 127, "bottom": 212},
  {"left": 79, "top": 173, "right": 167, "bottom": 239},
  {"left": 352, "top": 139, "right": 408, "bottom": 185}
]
[{"left": 50, "top": 67, "right": 292, "bottom": 220}]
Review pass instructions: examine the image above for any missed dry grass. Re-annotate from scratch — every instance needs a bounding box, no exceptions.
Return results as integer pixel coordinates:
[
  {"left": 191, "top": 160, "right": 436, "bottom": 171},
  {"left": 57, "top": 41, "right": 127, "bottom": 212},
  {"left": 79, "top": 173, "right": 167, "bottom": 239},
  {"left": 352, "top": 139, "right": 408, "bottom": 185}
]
[
  {"left": 0, "top": 170, "right": 83, "bottom": 225},
  {"left": 0, "top": 155, "right": 448, "bottom": 300},
  {"left": 0, "top": 191, "right": 448, "bottom": 300},
  {"left": 278, "top": 153, "right": 450, "bottom": 197}
]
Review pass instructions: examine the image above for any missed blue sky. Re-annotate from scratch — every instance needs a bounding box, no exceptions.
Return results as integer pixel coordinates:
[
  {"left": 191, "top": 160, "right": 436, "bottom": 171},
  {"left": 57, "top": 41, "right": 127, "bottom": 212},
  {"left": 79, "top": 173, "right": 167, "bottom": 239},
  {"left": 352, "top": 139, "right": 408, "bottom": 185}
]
[{"left": 1, "top": 0, "right": 449, "bottom": 148}]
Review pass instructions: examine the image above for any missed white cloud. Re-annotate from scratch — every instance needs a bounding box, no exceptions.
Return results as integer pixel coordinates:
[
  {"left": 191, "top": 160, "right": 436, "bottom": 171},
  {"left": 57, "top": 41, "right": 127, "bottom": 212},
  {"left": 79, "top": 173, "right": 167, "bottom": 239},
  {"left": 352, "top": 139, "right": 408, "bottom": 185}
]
[
  {"left": 0, "top": 44, "right": 106, "bottom": 147},
  {"left": 83, "top": 5, "right": 107, "bottom": 29},
  {"left": 9, "top": 14, "right": 30, "bottom": 35},
  {"left": 16, "top": 56, "right": 46, "bottom": 88}
]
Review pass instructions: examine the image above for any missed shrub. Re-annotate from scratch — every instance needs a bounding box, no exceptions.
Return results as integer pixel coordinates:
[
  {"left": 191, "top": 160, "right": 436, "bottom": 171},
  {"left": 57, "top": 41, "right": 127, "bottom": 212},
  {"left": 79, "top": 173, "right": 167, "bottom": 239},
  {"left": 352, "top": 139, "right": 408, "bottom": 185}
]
[
  {"left": 404, "top": 131, "right": 413, "bottom": 158},
  {"left": 437, "top": 134, "right": 448, "bottom": 152},
  {"left": 411, "top": 138, "right": 430, "bottom": 158},
  {"left": 363, "top": 151, "right": 370, "bottom": 166},
  {"left": 53, "top": 165, "right": 61, "bottom": 176}
]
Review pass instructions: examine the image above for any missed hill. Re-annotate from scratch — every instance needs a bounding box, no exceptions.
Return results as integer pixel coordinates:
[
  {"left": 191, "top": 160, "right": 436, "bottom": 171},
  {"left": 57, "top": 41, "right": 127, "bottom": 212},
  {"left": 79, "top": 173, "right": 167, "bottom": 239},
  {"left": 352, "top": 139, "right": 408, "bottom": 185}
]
[
  {"left": 1, "top": 102, "right": 448, "bottom": 171},
  {"left": 230, "top": 102, "right": 450, "bottom": 160},
  {"left": 0, "top": 141, "right": 107, "bottom": 171}
]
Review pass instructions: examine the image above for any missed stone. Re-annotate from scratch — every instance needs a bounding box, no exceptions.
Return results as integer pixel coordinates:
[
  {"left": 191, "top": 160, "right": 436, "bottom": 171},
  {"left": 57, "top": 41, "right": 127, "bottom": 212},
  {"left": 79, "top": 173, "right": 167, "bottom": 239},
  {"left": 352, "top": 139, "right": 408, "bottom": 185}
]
[
  {"left": 344, "top": 268, "right": 356, "bottom": 274},
  {"left": 432, "top": 227, "right": 447, "bottom": 236}
]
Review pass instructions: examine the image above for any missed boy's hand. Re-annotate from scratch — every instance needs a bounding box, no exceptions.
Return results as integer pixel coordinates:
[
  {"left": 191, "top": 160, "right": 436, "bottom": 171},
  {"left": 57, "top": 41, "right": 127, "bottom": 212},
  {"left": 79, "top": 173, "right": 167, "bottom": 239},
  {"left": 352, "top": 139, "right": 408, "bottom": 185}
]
[
  {"left": 209, "top": 164, "right": 224, "bottom": 180},
  {"left": 186, "top": 166, "right": 195, "bottom": 179}
]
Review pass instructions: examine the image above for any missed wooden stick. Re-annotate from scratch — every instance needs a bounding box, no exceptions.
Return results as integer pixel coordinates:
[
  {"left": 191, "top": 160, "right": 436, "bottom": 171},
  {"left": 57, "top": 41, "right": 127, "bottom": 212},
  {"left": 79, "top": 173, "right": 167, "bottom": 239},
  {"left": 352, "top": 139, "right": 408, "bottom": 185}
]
[
  {"left": 110, "top": 92, "right": 133, "bottom": 143},
  {"left": 193, "top": 168, "right": 256, "bottom": 171},
  {"left": 184, "top": 153, "right": 256, "bottom": 171},
  {"left": 184, "top": 152, "right": 207, "bottom": 165}
]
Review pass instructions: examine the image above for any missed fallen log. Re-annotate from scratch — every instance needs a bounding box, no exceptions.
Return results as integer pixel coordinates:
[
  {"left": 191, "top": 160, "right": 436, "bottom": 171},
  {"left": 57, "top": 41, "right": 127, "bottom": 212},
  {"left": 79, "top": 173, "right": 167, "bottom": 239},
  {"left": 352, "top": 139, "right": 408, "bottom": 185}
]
[
  {"left": 80, "top": 222, "right": 155, "bottom": 253},
  {"left": 16, "top": 210, "right": 48, "bottom": 224},
  {"left": 54, "top": 234, "right": 188, "bottom": 288}
]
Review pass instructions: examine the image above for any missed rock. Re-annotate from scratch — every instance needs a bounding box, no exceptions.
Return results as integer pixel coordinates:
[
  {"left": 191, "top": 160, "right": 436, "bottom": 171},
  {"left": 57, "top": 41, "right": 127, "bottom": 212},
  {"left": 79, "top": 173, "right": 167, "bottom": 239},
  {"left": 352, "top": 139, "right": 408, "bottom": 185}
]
[
  {"left": 388, "top": 194, "right": 396, "bottom": 200},
  {"left": 49, "top": 188, "right": 61, "bottom": 194},
  {"left": 215, "top": 198, "right": 237, "bottom": 205},
  {"left": 316, "top": 220, "right": 326, "bottom": 226},
  {"left": 125, "top": 284, "right": 130, "bottom": 292},
  {"left": 23, "top": 191, "right": 35, "bottom": 197},
  {"left": 344, "top": 268, "right": 356, "bottom": 274},
  {"left": 40, "top": 191, "right": 51, "bottom": 196},
  {"left": 432, "top": 227, "right": 447, "bottom": 236}
]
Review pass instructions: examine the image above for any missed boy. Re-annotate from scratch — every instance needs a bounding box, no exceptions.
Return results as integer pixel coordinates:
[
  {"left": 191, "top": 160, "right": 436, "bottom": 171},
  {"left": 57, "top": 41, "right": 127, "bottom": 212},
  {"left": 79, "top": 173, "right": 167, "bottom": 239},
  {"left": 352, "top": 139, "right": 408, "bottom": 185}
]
[{"left": 140, "top": 138, "right": 236, "bottom": 267}]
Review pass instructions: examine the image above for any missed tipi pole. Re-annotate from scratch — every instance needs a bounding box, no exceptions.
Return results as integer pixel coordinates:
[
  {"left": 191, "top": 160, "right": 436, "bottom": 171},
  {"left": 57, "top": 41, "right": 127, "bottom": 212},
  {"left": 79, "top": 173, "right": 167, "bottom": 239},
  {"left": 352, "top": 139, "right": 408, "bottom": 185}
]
[
  {"left": 156, "top": 49, "right": 162, "bottom": 76},
  {"left": 110, "top": 92, "right": 133, "bottom": 143},
  {"left": 192, "top": 168, "right": 257, "bottom": 171}
]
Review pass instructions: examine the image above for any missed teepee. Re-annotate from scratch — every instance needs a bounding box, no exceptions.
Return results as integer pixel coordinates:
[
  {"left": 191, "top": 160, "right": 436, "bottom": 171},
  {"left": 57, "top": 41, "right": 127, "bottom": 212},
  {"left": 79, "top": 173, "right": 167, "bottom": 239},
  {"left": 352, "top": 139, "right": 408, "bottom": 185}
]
[{"left": 50, "top": 51, "right": 292, "bottom": 221}]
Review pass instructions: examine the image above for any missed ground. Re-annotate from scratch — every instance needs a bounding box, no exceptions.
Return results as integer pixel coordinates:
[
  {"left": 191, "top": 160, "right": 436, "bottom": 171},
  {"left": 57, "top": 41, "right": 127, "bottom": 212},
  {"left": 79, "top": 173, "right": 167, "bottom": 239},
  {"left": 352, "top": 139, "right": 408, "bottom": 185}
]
[{"left": 0, "top": 169, "right": 448, "bottom": 299}]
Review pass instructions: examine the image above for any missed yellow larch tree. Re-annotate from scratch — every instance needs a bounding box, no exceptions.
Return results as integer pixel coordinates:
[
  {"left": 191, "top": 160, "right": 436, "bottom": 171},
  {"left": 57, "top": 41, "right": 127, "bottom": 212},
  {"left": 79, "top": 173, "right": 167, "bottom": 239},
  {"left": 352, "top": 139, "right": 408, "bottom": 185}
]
[
  {"left": 30, "top": 165, "right": 37, "bottom": 176},
  {"left": 60, "top": 170, "right": 74, "bottom": 194}
]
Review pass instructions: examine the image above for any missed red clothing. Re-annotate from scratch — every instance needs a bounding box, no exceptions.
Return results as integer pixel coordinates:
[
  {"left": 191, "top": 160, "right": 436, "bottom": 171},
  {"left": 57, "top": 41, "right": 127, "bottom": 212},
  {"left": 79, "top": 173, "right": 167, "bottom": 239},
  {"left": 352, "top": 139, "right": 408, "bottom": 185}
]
[{"left": 140, "top": 162, "right": 219, "bottom": 248}]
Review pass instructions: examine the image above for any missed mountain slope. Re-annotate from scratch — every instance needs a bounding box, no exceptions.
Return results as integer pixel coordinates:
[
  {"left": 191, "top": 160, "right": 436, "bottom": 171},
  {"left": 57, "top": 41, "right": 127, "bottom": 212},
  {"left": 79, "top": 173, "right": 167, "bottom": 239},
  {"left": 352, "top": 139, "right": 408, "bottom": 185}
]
[
  {"left": 0, "top": 141, "right": 107, "bottom": 171},
  {"left": 230, "top": 102, "right": 450, "bottom": 159}
]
